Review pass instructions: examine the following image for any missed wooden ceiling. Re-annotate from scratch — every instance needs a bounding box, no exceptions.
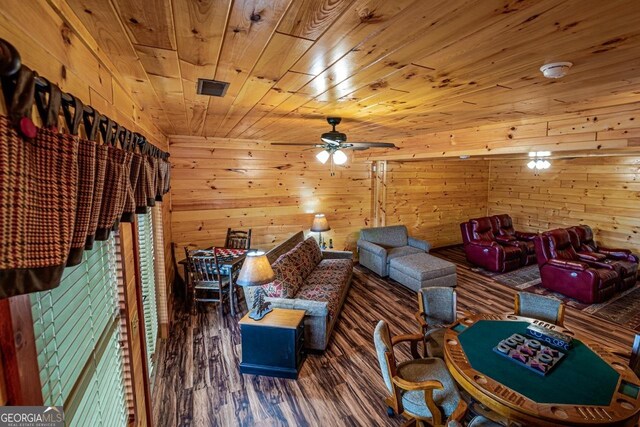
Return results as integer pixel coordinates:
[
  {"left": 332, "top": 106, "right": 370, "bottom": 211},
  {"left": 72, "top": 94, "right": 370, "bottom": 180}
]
[{"left": 66, "top": 0, "right": 640, "bottom": 143}]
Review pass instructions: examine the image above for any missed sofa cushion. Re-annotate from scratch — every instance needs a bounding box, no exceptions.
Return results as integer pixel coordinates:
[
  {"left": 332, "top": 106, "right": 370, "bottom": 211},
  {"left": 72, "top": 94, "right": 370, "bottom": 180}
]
[
  {"left": 288, "top": 237, "right": 321, "bottom": 279},
  {"left": 315, "top": 258, "right": 352, "bottom": 272},
  {"left": 296, "top": 265, "right": 351, "bottom": 319},
  {"left": 361, "top": 225, "right": 408, "bottom": 248},
  {"left": 269, "top": 251, "right": 305, "bottom": 298},
  {"left": 387, "top": 246, "right": 423, "bottom": 264},
  {"left": 301, "top": 236, "right": 323, "bottom": 265}
]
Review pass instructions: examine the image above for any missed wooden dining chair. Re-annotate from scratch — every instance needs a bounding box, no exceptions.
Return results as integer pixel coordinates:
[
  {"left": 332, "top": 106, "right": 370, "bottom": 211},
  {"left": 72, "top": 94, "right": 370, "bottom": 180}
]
[
  {"left": 414, "top": 287, "right": 457, "bottom": 359},
  {"left": 373, "top": 320, "right": 467, "bottom": 427},
  {"left": 514, "top": 292, "right": 565, "bottom": 326},
  {"left": 225, "top": 228, "right": 252, "bottom": 249},
  {"left": 186, "top": 250, "right": 230, "bottom": 318}
]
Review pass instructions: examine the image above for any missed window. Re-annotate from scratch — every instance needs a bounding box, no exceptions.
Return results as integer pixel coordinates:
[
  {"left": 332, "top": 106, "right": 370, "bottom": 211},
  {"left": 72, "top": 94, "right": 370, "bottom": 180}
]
[
  {"left": 137, "top": 211, "right": 158, "bottom": 377},
  {"left": 31, "top": 238, "right": 128, "bottom": 426}
]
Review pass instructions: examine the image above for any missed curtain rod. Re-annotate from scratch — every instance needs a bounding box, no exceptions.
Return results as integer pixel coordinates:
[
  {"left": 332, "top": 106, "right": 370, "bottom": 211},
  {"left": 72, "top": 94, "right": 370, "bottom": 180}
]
[{"left": 0, "top": 37, "right": 169, "bottom": 159}]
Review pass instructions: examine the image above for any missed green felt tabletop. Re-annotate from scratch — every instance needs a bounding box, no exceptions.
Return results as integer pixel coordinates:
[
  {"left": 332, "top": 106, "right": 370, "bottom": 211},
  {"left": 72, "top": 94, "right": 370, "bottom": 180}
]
[{"left": 457, "top": 320, "right": 619, "bottom": 406}]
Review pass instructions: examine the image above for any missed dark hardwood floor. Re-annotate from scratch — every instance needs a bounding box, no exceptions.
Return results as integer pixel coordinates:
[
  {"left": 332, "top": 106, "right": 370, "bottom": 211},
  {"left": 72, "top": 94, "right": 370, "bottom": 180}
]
[{"left": 152, "top": 247, "right": 636, "bottom": 427}]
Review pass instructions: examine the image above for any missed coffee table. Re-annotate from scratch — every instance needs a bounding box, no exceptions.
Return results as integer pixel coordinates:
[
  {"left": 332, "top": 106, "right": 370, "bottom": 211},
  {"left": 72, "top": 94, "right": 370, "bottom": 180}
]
[{"left": 444, "top": 313, "right": 640, "bottom": 426}]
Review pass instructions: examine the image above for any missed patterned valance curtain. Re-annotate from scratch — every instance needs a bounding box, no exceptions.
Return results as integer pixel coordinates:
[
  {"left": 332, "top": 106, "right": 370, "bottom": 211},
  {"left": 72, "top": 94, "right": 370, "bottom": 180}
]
[{"left": 0, "top": 65, "right": 171, "bottom": 299}]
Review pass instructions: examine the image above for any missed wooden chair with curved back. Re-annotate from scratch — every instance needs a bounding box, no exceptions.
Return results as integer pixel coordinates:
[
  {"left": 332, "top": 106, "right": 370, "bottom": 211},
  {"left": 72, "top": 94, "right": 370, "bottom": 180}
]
[
  {"left": 414, "top": 287, "right": 458, "bottom": 359},
  {"left": 373, "top": 320, "right": 467, "bottom": 427},
  {"left": 185, "top": 249, "right": 230, "bottom": 318},
  {"left": 225, "top": 228, "right": 252, "bottom": 249},
  {"left": 514, "top": 292, "right": 565, "bottom": 326}
]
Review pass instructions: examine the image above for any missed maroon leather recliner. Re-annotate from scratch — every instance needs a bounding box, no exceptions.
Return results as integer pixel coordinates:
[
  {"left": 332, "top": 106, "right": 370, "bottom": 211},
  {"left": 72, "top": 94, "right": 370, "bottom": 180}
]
[
  {"left": 460, "top": 217, "right": 522, "bottom": 273},
  {"left": 534, "top": 228, "right": 618, "bottom": 304},
  {"left": 572, "top": 225, "right": 638, "bottom": 291},
  {"left": 491, "top": 214, "right": 538, "bottom": 266}
]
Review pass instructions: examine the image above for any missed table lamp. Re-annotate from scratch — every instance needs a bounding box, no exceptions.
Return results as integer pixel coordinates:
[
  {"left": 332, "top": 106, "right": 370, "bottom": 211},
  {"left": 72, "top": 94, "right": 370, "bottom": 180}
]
[
  {"left": 311, "top": 213, "right": 331, "bottom": 249},
  {"left": 237, "top": 251, "right": 275, "bottom": 320}
]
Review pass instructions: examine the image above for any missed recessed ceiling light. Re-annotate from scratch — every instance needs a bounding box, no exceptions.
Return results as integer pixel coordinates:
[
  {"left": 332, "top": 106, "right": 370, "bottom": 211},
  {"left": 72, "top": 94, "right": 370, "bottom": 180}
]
[
  {"left": 459, "top": 155, "right": 470, "bottom": 159},
  {"left": 540, "top": 62, "right": 572, "bottom": 79}
]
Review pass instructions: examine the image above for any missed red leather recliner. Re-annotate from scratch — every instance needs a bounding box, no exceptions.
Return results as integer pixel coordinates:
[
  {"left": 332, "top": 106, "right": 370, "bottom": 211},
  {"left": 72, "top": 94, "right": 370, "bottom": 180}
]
[
  {"left": 491, "top": 214, "right": 538, "bottom": 266},
  {"left": 572, "top": 225, "right": 638, "bottom": 291},
  {"left": 534, "top": 229, "right": 618, "bottom": 304},
  {"left": 460, "top": 217, "right": 522, "bottom": 273}
]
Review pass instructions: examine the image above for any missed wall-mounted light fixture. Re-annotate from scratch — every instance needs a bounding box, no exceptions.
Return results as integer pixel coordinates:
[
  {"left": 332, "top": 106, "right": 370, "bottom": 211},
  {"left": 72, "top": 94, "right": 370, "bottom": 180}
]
[{"left": 527, "top": 151, "right": 551, "bottom": 175}]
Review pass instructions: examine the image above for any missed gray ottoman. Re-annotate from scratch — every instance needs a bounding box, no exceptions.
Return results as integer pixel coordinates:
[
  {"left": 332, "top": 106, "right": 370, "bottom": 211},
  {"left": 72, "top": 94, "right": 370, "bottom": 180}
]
[{"left": 388, "top": 253, "right": 457, "bottom": 292}]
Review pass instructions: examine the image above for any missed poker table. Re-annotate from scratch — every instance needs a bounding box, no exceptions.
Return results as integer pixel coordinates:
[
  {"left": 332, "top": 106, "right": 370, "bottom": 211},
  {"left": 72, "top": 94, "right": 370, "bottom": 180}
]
[{"left": 444, "top": 313, "right": 640, "bottom": 426}]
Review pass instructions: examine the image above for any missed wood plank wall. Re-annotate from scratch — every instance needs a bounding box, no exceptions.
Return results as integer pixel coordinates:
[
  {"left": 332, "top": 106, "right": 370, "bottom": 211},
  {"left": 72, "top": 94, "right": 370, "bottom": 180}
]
[
  {"left": 169, "top": 136, "right": 372, "bottom": 258},
  {"left": 383, "top": 159, "right": 490, "bottom": 247},
  {"left": 488, "top": 156, "right": 640, "bottom": 251},
  {"left": 355, "top": 103, "right": 640, "bottom": 162}
]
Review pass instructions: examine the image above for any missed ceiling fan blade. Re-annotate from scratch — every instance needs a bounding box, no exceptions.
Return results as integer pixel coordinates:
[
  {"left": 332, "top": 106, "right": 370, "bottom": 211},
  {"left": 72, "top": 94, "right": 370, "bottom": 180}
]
[
  {"left": 347, "top": 146, "right": 370, "bottom": 151},
  {"left": 271, "top": 142, "right": 318, "bottom": 146},
  {"left": 348, "top": 142, "right": 397, "bottom": 148}
]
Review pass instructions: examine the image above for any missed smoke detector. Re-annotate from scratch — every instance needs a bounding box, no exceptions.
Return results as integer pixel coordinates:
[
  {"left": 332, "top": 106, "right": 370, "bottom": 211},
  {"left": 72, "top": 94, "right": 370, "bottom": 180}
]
[{"left": 540, "top": 62, "right": 573, "bottom": 79}]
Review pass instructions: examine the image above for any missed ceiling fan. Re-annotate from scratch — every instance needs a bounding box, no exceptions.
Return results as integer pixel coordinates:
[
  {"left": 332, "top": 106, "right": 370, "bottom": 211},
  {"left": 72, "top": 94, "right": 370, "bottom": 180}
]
[{"left": 271, "top": 117, "right": 397, "bottom": 175}]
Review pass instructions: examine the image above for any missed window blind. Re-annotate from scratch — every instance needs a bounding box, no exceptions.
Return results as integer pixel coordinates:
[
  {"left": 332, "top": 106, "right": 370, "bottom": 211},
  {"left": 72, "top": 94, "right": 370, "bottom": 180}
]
[
  {"left": 137, "top": 211, "right": 158, "bottom": 377},
  {"left": 152, "top": 204, "right": 169, "bottom": 332},
  {"left": 31, "top": 238, "right": 128, "bottom": 426}
]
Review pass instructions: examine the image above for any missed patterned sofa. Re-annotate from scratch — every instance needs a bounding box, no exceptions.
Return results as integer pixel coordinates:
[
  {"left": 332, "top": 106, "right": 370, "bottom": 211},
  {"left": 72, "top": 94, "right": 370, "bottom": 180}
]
[{"left": 247, "top": 231, "right": 353, "bottom": 351}]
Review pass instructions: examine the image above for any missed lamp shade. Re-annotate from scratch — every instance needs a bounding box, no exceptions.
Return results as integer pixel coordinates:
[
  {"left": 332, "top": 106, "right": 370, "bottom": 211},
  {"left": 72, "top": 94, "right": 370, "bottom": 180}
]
[
  {"left": 310, "top": 213, "right": 330, "bottom": 232},
  {"left": 236, "top": 251, "right": 275, "bottom": 287},
  {"left": 332, "top": 149, "right": 348, "bottom": 165},
  {"left": 315, "top": 150, "right": 330, "bottom": 164}
]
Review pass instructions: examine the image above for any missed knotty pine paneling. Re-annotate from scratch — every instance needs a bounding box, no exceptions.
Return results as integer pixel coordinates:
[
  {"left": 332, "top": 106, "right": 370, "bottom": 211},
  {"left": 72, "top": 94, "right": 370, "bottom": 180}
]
[
  {"left": 384, "top": 159, "right": 490, "bottom": 248},
  {"left": 488, "top": 156, "right": 640, "bottom": 251},
  {"left": 356, "top": 103, "right": 640, "bottom": 162},
  {"left": 169, "top": 136, "right": 373, "bottom": 257}
]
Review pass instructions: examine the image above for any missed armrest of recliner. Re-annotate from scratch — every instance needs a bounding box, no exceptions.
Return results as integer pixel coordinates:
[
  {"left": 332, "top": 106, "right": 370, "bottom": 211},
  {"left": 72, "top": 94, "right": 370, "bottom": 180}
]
[
  {"left": 584, "top": 260, "right": 616, "bottom": 270},
  {"left": 577, "top": 251, "right": 607, "bottom": 262},
  {"left": 408, "top": 236, "right": 431, "bottom": 252},
  {"left": 547, "top": 258, "right": 589, "bottom": 271},
  {"left": 495, "top": 235, "right": 516, "bottom": 244},
  {"left": 357, "top": 239, "right": 387, "bottom": 256},
  {"left": 468, "top": 239, "right": 498, "bottom": 248},
  {"left": 495, "top": 235, "right": 522, "bottom": 247},
  {"left": 598, "top": 247, "right": 636, "bottom": 261},
  {"left": 515, "top": 231, "right": 538, "bottom": 241}
]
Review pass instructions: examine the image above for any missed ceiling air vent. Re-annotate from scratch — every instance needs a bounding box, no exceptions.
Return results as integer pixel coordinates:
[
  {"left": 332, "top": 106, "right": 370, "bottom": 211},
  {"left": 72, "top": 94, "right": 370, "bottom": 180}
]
[{"left": 196, "top": 79, "right": 230, "bottom": 97}]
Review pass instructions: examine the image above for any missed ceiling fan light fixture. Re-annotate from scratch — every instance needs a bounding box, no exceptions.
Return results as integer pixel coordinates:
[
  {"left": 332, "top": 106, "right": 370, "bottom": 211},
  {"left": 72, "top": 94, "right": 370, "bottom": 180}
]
[
  {"left": 332, "top": 150, "right": 348, "bottom": 165},
  {"left": 321, "top": 131, "right": 347, "bottom": 144},
  {"left": 316, "top": 150, "right": 330, "bottom": 164}
]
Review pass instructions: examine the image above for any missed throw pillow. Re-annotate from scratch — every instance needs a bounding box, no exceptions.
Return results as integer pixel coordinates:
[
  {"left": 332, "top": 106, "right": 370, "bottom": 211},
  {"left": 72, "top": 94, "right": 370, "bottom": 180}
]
[
  {"left": 260, "top": 280, "right": 284, "bottom": 298},
  {"left": 289, "top": 237, "right": 320, "bottom": 279},
  {"left": 271, "top": 252, "right": 305, "bottom": 297},
  {"left": 302, "top": 236, "right": 323, "bottom": 264}
]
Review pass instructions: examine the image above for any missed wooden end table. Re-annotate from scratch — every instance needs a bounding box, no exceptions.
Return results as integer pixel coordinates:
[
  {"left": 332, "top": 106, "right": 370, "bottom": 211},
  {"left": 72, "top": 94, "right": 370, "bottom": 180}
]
[{"left": 239, "top": 308, "right": 306, "bottom": 379}]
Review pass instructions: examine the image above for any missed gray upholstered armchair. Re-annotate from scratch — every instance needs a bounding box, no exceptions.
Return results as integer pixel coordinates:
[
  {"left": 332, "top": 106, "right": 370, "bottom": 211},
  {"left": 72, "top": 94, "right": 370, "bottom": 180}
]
[{"left": 357, "top": 225, "right": 431, "bottom": 277}]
